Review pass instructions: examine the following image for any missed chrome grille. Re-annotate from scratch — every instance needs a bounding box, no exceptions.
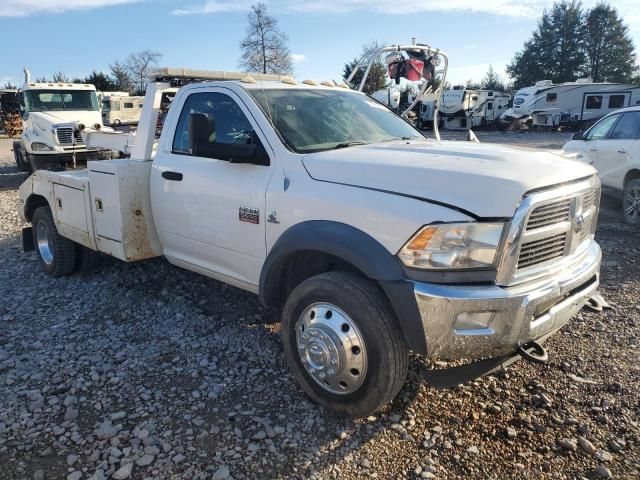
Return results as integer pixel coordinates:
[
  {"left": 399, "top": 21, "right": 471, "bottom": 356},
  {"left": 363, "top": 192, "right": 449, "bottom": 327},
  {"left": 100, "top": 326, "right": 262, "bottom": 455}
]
[
  {"left": 55, "top": 127, "right": 83, "bottom": 145},
  {"left": 517, "top": 233, "right": 566, "bottom": 269},
  {"left": 526, "top": 199, "right": 570, "bottom": 230}
]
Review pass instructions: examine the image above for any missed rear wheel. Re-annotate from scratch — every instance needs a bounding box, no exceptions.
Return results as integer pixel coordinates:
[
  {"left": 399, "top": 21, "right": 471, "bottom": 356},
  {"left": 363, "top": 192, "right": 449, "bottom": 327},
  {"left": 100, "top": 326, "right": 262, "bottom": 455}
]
[
  {"left": 75, "top": 244, "right": 103, "bottom": 271},
  {"left": 623, "top": 178, "right": 640, "bottom": 225},
  {"left": 32, "top": 206, "right": 76, "bottom": 276},
  {"left": 281, "top": 271, "right": 409, "bottom": 417}
]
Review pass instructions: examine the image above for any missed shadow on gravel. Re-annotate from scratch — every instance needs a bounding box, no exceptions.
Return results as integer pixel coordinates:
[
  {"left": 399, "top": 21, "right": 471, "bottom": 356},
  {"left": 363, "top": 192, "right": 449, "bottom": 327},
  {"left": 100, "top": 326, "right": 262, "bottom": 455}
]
[{"left": 0, "top": 164, "right": 28, "bottom": 191}]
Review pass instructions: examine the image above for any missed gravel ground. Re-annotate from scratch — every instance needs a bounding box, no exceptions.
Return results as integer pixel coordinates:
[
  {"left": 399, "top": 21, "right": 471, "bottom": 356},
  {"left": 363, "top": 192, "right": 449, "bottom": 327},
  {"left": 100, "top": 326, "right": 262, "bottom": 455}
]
[{"left": 0, "top": 133, "right": 638, "bottom": 480}]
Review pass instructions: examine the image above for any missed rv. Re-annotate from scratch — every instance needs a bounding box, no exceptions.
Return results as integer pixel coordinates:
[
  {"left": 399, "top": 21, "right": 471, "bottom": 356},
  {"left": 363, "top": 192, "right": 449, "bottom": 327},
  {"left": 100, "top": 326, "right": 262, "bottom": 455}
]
[
  {"left": 501, "top": 79, "right": 640, "bottom": 129},
  {"left": 439, "top": 88, "right": 511, "bottom": 130},
  {"left": 102, "top": 95, "right": 144, "bottom": 126}
]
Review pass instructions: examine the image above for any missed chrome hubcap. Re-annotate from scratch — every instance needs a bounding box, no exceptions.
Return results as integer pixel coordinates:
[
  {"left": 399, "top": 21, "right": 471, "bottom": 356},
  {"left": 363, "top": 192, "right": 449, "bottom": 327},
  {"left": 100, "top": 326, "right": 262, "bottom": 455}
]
[
  {"left": 36, "top": 220, "right": 54, "bottom": 265},
  {"left": 296, "top": 303, "right": 367, "bottom": 395},
  {"left": 624, "top": 186, "right": 640, "bottom": 221}
]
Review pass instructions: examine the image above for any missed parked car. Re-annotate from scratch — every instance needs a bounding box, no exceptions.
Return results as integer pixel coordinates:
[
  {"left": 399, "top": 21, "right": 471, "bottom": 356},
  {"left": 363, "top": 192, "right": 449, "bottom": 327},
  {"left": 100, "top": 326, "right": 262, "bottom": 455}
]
[{"left": 563, "top": 106, "right": 640, "bottom": 224}]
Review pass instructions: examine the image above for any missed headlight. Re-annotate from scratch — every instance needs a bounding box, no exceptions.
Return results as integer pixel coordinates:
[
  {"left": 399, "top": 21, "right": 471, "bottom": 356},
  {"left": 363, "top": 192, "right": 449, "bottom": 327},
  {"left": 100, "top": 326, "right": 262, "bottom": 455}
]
[
  {"left": 398, "top": 223, "right": 505, "bottom": 270},
  {"left": 31, "top": 142, "right": 54, "bottom": 151}
]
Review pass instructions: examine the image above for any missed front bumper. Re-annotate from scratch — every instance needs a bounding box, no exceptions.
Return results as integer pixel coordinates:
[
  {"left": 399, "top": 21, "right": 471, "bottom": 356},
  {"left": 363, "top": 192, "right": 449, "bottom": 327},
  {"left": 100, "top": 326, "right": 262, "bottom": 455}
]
[{"left": 413, "top": 241, "right": 601, "bottom": 360}]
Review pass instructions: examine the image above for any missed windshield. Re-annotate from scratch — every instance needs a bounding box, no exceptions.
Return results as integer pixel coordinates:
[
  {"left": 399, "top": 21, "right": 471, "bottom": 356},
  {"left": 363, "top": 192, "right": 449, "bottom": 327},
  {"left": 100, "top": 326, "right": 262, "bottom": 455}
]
[
  {"left": 249, "top": 89, "right": 423, "bottom": 153},
  {"left": 23, "top": 89, "right": 99, "bottom": 112}
]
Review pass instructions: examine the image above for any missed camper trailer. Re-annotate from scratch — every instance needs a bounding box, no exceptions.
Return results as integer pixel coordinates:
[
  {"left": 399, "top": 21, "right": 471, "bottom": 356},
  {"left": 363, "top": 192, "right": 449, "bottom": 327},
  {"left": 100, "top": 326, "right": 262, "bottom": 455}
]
[
  {"left": 102, "top": 95, "right": 144, "bottom": 126},
  {"left": 502, "top": 79, "right": 640, "bottom": 129},
  {"left": 439, "top": 88, "right": 511, "bottom": 130}
]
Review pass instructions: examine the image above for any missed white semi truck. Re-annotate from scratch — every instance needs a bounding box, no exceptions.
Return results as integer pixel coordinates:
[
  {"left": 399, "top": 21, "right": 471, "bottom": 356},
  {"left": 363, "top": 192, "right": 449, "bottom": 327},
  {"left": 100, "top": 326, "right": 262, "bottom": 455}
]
[
  {"left": 18, "top": 62, "right": 602, "bottom": 416},
  {"left": 13, "top": 69, "right": 111, "bottom": 172}
]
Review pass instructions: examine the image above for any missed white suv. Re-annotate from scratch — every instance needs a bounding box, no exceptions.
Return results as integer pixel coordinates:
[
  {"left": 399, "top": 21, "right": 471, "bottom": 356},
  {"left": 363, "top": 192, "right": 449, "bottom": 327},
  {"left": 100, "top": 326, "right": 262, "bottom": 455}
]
[{"left": 563, "top": 106, "right": 640, "bottom": 224}]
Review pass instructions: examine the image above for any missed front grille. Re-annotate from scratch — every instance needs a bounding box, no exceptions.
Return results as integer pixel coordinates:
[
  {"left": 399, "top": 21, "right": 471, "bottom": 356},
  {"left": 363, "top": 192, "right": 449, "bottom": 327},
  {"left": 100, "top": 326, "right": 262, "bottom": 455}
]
[
  {"left": 518, "top": 233, "right": 567, "bottom": 269},
  {"left": 55, "top": 127, "right": 83, "bottom": 145},
  {"left": 526, "top": 199, "right": 571, "bottom": 230},
  {"left": 516, "top": 186, "right": 600, "bottom": 271}
]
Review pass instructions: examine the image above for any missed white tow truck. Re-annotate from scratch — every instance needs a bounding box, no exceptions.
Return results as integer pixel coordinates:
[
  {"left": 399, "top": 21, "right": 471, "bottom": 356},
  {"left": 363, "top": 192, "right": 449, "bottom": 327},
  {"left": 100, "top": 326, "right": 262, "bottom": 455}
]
[
  {"left": 13, "top": 69, "right": 111, "bottom": 172},
  {"left": 18, "top": 52, "right": 603, "bottom": 416}
]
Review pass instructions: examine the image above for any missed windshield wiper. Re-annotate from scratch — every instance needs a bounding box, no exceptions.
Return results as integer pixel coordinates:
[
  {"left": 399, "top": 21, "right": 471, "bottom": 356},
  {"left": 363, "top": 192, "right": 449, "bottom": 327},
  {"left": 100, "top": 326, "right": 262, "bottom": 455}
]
[{"left": 332, "top": 141, "right": 368, "bottom": 149}]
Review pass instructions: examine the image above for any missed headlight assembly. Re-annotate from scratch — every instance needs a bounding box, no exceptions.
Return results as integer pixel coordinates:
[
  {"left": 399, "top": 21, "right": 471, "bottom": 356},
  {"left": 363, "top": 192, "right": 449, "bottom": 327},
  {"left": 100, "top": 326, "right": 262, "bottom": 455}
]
[
  {"left": 398, "top": 223, "right": 505, "bottom": 270},
  {"left": 31, "top": 142, "right": 54, "bottom": 151}
]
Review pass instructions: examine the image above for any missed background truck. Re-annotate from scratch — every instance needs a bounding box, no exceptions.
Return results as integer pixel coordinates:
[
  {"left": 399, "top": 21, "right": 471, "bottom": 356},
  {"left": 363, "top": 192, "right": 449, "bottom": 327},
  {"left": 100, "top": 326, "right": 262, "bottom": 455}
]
[
  {"left": 18, "top": 67, "right": 602, "bottom": 417},
  {"left": 13, "top": 69, "right": 111, "bottom": 172}
]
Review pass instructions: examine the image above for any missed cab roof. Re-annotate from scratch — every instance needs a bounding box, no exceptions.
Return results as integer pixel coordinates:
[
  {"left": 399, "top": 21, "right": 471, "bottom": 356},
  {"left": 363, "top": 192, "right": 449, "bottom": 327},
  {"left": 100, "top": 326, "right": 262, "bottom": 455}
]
[{"left": 21, "top": 83, "right": 96, "bottom": 91}]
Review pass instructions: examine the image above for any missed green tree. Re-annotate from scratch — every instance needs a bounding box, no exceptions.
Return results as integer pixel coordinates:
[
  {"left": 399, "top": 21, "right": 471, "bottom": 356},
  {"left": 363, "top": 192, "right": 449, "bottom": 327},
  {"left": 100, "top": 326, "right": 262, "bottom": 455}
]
[
  {"left": 480, "top": 65, "right": 506, "bottom": 91},
  {"left": 582, "top": 3, "right": 637, "bottom": 82},
  {"left": 343, "top": 42, "right": 388, "bottom": 95},
  {"left": 52, "top": 71, "right": 70, "bottom": 83},
  {"left": 83, "top": 71, "right": 118, "bottom": 92},
  {"left": 507, "top": 1, "right": 585, "bottom": 87},
  {"left": 109, "top": 60, "right": 133, "bottom": 93}
]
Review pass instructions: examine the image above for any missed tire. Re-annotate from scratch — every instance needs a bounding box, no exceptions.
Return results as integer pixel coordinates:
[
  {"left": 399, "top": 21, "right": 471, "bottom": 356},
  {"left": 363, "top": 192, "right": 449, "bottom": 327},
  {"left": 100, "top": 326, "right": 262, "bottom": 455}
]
[
  {"left": 75, "top": 244, "right": 103, "bottom": 272},
  {"left": 623, "top": 178, "right": 640, "bottom": 225},
  {"left": 13, "top": 142, "right": 31, "bottom": 173},
  {"left": 32, "top": 206, "right": 76, "bottom": 276},
  {"left": 281, "top": 271, "right": 409, "bottom": 417}
]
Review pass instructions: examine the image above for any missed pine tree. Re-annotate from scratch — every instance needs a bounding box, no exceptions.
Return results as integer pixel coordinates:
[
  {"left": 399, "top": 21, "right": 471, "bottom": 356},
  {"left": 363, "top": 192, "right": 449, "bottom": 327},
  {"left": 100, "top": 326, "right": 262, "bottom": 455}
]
[
  {"left": 480, "top": 65, "right": 505, "bottom": 91},
  {"left": 343, "top": 42, "right": 388, "bottom": 95},
  {"left": 582, "top": 3, "right": 637, "bottom": 82},
  {"left": 507, "top": 1, "right": 584, "bottom": 87}
]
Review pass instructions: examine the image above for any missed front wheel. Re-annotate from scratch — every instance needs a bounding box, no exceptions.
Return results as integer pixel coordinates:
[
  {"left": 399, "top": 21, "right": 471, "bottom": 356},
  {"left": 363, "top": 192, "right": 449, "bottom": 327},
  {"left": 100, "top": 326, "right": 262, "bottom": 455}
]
[
  {"left": 282, "top": 272, "right": 408, "bottom": 417},
  {"left": 623, "top": 178, "right": 640, "bottom": 225},
  {"left": 32, "top": 206, "right": 76, "bottom": 276}
]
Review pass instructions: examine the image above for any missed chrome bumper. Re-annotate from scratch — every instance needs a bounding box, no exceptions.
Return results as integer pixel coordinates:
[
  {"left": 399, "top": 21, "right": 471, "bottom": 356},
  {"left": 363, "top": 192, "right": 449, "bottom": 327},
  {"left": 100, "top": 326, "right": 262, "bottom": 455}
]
[{"left": 414, "top": 241, "right": 601, "bottom": 360}]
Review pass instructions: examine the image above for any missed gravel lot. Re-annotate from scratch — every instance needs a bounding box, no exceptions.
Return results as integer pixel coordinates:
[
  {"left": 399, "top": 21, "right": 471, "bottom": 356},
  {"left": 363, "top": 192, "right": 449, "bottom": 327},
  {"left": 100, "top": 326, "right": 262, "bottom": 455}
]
[{"left": 0, "top": 133, "right": 638, "bottom": 480}]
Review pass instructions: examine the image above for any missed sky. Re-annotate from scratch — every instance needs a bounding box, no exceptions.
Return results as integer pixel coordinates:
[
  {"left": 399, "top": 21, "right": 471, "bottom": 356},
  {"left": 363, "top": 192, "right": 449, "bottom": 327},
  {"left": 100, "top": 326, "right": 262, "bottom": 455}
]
[{"left": 1, "top": 0, "right": 639, "bottom": 88}]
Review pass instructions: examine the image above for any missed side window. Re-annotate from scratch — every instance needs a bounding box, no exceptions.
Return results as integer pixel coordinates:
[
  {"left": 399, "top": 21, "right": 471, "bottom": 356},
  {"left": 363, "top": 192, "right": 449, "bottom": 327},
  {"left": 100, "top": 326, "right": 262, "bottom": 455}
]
[
  {"left": 124, "top": 102, "right": 133, "bottom": 108},
  {"left": 546, "top": 92, "right": 557, "bottom": 102},
  {"left": 609, "top": 112, "right": 640, "bottom": 140},
  {"left": 471, "top": 95, "right": 478, "bottom": 101},
  {"left": 585, "top": 114, "right": 620, "bottom": 140},
  {"left": 172, "top": 92, "right": 256, "bottom": 155},
  {"left": 608, "top": 95, "right": 625, "bottom": 109},
  {"left": 487, "top": 102, "right": 493, "bottom": 110},
  {"left": 586, "top": 95, "right": 603, "bottom": 110}
]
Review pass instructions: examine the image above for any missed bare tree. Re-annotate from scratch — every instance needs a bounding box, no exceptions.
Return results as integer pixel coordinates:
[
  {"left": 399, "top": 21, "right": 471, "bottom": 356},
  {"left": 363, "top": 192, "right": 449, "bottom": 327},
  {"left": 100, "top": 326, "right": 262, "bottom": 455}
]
[
  {"left": 124, "top": 50, "right": 162, "bottom": 95},
  {"left": 239, "top": 3, "right": 292, "bottom": 75}
]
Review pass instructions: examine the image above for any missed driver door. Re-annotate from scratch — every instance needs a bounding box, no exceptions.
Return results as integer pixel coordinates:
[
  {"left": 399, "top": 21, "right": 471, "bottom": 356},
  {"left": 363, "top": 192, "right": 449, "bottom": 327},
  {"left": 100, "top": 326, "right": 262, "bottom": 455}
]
[
  {"left": 151, "top": 88, "right": 275, "bottom": 290},
  {"left": 580, "top": 113, "right": 621, "bottom": 166}
]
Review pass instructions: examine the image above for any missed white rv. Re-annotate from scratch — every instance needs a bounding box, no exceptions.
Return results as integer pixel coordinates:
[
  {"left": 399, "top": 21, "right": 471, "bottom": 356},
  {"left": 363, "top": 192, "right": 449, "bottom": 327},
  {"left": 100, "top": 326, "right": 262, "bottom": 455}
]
[
  {"left": 502, "top": 79, "right": 640, "bottom": 129},
  {"left": 102, "top": 95, "right": 144, "bottom": 126},
  {"left": 438, "top": 88, "right": 511, "bottom": 130}
]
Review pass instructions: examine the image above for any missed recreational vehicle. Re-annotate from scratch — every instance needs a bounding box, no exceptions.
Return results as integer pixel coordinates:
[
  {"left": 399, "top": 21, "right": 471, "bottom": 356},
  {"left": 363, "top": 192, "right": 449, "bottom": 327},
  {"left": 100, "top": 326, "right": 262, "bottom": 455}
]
[
  {"left": 102, "top": 95, "right": 144, "bottom": 126},
  {"left": 439, "top": 88, "right": 511, "bottom": 130},
  {"left": 501, "top": 79, "right": 640, "bottom": 129}
]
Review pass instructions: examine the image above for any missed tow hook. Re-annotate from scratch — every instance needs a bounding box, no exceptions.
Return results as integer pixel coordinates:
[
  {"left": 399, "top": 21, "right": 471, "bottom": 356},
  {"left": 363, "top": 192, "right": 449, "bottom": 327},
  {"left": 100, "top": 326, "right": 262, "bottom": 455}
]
[
  {"left": 517, "top": 341, "right": 549, "bottom": 364},
  {"left": 583, "top": 293, "right": 611, "bottom": 313}
]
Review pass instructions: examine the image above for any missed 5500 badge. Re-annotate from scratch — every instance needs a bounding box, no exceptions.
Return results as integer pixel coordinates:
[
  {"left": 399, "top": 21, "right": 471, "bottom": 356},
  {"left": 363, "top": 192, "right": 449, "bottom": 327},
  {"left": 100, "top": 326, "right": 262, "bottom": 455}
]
[{"left": 239, "top": 207, "right": 259, "bottom": 224}]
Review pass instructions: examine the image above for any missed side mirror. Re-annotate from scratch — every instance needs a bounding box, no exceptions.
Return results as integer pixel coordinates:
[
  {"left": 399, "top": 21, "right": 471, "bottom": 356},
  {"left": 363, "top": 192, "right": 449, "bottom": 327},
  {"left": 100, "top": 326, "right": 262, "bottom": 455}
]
[
  {"left": 188, "top": 113, "right": 269, "bottom": 166},
  {"left": 572, "top": 131, "right": 584, "bottom": 141}
]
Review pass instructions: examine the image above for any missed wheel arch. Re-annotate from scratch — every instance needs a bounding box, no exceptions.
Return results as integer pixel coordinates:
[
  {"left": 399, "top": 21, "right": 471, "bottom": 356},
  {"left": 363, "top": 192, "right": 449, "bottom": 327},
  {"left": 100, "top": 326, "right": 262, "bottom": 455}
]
[
  {"left": 624, "top": 169, "right": 640, "bottom": 188},
  {"left": 259, "top": 221, "right": 427, "bottom": 354},
  {"left": 24, "top": 194, "right": 50, "bottom": 222}
]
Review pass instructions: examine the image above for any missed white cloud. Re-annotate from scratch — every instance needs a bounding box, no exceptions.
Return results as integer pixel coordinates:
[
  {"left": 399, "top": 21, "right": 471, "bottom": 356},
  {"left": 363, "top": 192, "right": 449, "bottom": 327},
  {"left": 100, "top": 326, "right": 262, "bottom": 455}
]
[
  {"left": 291, "top": 54, "right": 306, "bottom": 63},
  {"left": 171, "top": 0, "right": 253, "bottom": 15},
  {"left": 0, "top": 0, "right": 140, "bottom": 16}
]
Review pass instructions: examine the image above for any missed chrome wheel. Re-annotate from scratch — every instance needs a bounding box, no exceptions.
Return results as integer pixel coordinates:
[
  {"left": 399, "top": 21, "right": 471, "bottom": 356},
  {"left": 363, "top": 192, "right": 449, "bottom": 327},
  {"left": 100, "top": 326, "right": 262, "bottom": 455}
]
[
  {"left": 36, "top": 220, "right": 55, "bottom": 265},
  {"left": 624, "top": 184, "right": 640, "bottom": 223},
  {"left": 296, "top": 302, "right": 367, "bottom": 395}
]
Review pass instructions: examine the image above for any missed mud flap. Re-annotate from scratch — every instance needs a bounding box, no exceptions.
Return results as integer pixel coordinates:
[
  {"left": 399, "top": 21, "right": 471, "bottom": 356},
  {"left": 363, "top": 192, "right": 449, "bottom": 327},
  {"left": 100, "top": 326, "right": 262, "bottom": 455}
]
[{"left": 22, "top": 227, "right": 34, "bottom": 252}]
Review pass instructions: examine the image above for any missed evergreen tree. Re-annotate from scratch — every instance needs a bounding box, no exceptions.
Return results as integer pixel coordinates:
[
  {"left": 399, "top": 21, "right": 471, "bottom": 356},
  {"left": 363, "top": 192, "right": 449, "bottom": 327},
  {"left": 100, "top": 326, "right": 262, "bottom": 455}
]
[
  {"left": 84, "top": 71, "right": 118, "bottom": 92},
  {"left": 507, "top": 1, "right": 584, "bottom": 87},
  {"left": 343, "top": 42, "right": 388, "bottom": 95},
  {"left": 480, "top": 65, "right": 505, "bottom": 91},
  {"left": 582, "top": 3, "right": 637, "bottom": 82}
]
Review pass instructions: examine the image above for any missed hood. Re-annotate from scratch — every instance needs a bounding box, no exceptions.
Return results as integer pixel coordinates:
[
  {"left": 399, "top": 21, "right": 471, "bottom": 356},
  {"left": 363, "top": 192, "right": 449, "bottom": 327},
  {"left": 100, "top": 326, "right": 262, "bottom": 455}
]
[
  {"left": 30, "top": 110, "right": 102, "bottom": 129},
  {"left": 302, "top": 140, "right": 596, "bottom": 218}
]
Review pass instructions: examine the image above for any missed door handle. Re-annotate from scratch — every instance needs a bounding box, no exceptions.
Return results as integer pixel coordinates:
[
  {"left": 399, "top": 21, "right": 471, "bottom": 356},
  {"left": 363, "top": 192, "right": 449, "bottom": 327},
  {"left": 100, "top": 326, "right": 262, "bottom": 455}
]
[
  {"left": 162, "top": 171, "right": 183, "bottom": 181},
  {"left": 589, "top": 147, "right": 598, "bottom": 151},
  {"left": 618, "top": 149, "right": 627, "bottom": 154}
]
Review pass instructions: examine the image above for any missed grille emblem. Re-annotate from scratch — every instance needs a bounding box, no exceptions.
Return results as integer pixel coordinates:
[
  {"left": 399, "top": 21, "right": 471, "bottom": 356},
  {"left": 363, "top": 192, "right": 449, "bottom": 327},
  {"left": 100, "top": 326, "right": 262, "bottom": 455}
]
[{"left": 574, "top": 212, "right": 585, "bottom": 232}]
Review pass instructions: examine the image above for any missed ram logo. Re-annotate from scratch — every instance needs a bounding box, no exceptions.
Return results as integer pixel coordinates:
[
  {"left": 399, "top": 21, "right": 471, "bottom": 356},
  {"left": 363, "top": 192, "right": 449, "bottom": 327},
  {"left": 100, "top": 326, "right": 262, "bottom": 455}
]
[{"left": 239, "top": 207, "right": 259, "bottom": 224}]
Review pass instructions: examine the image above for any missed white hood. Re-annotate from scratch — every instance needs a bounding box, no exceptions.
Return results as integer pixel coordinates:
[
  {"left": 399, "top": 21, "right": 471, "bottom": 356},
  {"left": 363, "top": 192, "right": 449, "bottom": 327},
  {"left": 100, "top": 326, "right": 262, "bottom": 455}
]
[
  {"left": 30, "top": 110, "right": 102, "bottom": 129},
  {"left": 302, "top": 140, "right": 596, "bottom": 218}
]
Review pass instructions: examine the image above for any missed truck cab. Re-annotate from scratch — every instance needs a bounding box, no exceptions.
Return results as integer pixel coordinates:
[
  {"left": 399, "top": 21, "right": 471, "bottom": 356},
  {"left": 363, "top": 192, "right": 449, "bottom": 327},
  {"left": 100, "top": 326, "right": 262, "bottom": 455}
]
[
  {"left": 17, "top": 67, "right": 603, "bottom": 417},
  {"left": 13, "top": 71, "right": 110, "bottom": 172}
]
